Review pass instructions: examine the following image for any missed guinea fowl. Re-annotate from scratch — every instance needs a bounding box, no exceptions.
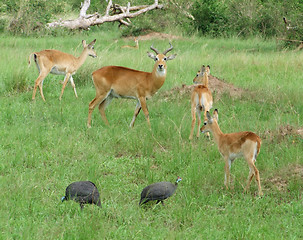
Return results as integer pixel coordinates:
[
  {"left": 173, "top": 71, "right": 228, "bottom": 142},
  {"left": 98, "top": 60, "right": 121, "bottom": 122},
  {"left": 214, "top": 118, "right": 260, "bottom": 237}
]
[
  {"left": 139, "top": 176, "right": 182, "bottom": 206},
  {"left": 61, "top": 181, "right": 101, "bottom": 209}
]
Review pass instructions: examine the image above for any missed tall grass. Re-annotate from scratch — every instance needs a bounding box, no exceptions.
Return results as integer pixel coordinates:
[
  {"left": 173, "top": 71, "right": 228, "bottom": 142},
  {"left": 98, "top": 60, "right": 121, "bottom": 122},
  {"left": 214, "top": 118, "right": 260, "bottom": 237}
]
[{"left": 0, "top": 32, "right": 302, "bottom": 239}]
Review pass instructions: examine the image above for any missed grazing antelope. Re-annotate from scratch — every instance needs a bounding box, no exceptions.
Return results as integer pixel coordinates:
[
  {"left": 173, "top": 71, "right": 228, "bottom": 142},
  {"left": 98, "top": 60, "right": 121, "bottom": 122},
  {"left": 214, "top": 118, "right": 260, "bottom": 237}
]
[
  {"left": 87, "top": 43, "right": 176, "bottom": 128},
  {"left": 29, "top": 39, "right": 97, "bottom": 101},
  {"left": 189, "top": 65, "right": 213, "bottom": 140},
  {"left": 200, "top": 109, "right": 263, "bottom": 196},
  {"left": 121, "top": 37, "right": 139, "bottom": 49}
]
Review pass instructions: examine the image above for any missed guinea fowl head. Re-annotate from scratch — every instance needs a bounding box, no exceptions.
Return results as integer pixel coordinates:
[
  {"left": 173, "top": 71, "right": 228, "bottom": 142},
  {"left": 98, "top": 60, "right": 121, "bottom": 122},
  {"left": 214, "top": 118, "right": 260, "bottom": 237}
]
[{"left": 175, "top": 176, "right": 182, "bottom": 184}]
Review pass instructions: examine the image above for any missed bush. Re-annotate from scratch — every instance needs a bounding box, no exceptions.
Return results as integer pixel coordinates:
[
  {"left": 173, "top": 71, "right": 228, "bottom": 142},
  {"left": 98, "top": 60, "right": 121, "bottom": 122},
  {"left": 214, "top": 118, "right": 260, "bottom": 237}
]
[
  {"left": 192, "top": 0, "right": 228, "bottom": 37},
  {"left": 7, "top": 0, "right": 67, "bottom": 36},
  {"left": 121, "top": 1, "right": 195, "bottom": 37},
  {"left": 8, "top": 0, "right": 51, "bottom": 35},
  {"left": 191, "top": 0, "right": 303, "bottom": 39}
]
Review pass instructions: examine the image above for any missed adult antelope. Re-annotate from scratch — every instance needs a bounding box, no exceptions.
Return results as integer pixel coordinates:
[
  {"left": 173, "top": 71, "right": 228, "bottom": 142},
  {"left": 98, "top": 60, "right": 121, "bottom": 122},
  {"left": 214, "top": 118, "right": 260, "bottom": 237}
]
[
  {"left": 189, "top": 65, "right": 213, "bottom": 140},
  {"left": 29, "top": 39, "right": 97, "bottom": 101},
  {"left": 87, "top": 43, "right": 176, "bottom": 128},
  {"left": 121, "top": 37, "right": 139, "bottom": 49},
  {"left": 200, "top": 109, "right": 263, "bottom": 196}
]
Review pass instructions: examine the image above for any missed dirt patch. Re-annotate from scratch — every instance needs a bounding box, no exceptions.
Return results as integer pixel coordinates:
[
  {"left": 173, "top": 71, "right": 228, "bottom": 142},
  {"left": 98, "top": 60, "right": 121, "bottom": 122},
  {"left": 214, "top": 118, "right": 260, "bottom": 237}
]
[
  {"left": 267, "top": 176, "right": 288, "bottom": 191},
  {"left": 208, "top": 75, "right": 245, "bottom": 98},
  {"left": 262, "top": 124, "right": 303, "bottom": 143},
  {"left": 124, "top": 32, "right": 182, "bottom": 41},
  {"left": 278, "top": 124, "right": 303, "bottom": 137},
  {"left": 161, "top": 74, "right": 246, "bottom": 101},
  {"left": 266, "top": 164, "right": 303, "bottom": 192}
]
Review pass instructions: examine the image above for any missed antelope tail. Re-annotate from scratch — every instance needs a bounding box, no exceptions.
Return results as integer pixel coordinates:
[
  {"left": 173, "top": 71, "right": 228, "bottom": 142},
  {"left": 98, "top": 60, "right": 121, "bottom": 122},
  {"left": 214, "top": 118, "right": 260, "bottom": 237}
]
[
  {"left": 28, "top": 53, "right": 36, "bottom": 67},
  {"left": 199, "top": 93, "right": 204, "bottom": 111}
]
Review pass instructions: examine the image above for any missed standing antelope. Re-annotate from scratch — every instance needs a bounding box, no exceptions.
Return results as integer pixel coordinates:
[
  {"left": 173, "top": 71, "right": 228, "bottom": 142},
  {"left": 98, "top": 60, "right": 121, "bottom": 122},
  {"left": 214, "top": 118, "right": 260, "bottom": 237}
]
[
  {"left": 200, "top": 109, "right": 263, "bottom": 196},
  {"left": 87, "top": 43, "right": 176, "bottom": 128},
  {"left": 189, "top": 65, "right": 213, "bottom": 140},
  {"left": 121, "top": 37, "right": 139, "bottom": 49},
  {"left": 29, "top": 39, "right": 97, "bottom": 101}
]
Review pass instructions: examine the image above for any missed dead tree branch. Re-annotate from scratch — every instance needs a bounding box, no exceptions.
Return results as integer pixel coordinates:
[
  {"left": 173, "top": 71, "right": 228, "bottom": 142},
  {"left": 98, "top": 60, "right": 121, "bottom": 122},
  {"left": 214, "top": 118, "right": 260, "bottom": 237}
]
[{"left": 47, "top": 0, "right": 163, "bottom": 30}]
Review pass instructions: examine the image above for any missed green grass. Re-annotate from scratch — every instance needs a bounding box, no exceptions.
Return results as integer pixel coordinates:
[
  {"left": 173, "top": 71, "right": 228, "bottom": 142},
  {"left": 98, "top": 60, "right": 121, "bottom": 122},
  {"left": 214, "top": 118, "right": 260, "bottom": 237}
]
[{"left": 0, "top": 31, "right": 303, "bottom": 239}]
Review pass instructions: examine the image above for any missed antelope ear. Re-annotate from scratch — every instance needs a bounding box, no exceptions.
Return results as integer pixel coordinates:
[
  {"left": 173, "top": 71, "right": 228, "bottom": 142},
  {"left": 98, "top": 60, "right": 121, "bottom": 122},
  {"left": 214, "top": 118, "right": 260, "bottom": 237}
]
[
  {"left": 206, "top": 65, "right": 211, "bottom": 74},
  {"left": 213, "top": 109, "right": 218, "bottom": 122},
  {"left": 88, "top": 39, "right": 96, "bottom": 47},
  {"left": 206, "top": 111, "right": 212, "bottom": 122},
  {"left": 166, "top": 54, "right": 177, "bottom": 61},
  {"left": 201, "top": 65, "right": 206, "bottom": 73},
  {"left": 147, "top": 52, "right": 156, "bottom": 60},
  {"left": 82, "top": 40, "right": 87, "bottom": 48}
]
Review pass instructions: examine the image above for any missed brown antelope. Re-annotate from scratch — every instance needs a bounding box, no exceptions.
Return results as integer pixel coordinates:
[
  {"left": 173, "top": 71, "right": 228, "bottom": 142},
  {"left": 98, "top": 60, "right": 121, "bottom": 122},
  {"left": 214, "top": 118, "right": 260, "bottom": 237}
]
[
  {"left": 200, "top": 109, "right": 263, "bottom": 196},
  {"left": 121, "top": 37, "right": 139, "bottom": 49},
  {"left": 87, "top": 43, "right": 176, "bottom": 128},
  {"left": 29, "top": 39, "right": 97, "bottom": 101},
  {"left": 189, "top": 65, "right": 213, "bottom": 140}
]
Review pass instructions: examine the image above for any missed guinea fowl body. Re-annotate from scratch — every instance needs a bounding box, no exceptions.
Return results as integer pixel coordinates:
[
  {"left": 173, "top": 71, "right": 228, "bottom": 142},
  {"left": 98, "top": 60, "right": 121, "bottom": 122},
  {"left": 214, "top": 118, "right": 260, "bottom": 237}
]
[
  {"left": 62, "top": 181, "right": 101, "bottom": 209},
  {"left": 139, "top": 177, "right": 182, "bottom": 206}
]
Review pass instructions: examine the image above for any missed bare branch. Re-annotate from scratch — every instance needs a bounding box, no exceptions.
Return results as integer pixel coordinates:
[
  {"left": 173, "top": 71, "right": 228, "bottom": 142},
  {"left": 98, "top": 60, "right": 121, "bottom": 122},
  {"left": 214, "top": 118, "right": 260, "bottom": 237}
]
[
  {"left": 119, "top": 19, "right": 130, "bottom": 27},
  {"left": 105, "top": 0, "right": 112, "bottom": 16},
  {"left": 80, "top": 0, "right": 91, "bottom": 18},
  {"left": 47, "top": 0, "right": 163, "bottom": 30},
  {"left": 277, "top": 38, "right": 303, "bottom": 43}
]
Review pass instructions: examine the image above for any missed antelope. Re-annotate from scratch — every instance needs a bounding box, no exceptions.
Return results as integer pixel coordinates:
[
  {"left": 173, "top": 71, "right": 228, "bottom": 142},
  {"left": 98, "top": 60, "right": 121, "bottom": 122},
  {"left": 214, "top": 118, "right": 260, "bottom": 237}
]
[
  {"left": 29, "top": 39, "right": 97, "bottom": 101},
  {"left": 121, "top": 37, "right": 139, "bottom": 49},
  {"left": 87, "top": 43, "right": 176, "bottom": 128},
  {"left": 189, "top": 65, "right": 213, "bottom": 140},
  {"left": 200, "top": 109, "right": 263, "bottom": 196}
]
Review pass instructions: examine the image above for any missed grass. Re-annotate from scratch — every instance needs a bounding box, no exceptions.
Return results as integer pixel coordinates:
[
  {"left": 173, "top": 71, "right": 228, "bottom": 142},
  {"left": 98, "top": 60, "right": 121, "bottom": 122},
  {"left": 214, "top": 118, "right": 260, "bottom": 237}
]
[{"left": 0, "top": 30, "right": 303, "bottom": 239}]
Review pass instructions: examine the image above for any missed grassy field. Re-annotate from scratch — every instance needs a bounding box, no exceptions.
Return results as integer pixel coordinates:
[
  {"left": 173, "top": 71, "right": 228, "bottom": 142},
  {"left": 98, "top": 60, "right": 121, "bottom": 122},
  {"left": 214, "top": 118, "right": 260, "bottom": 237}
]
[{"left": 1, "top": 30, "right": 303, "bottom": 239}]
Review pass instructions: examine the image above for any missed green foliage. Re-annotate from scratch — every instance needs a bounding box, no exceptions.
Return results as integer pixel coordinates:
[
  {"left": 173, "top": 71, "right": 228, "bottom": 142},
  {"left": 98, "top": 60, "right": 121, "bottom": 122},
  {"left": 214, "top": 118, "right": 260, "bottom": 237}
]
[
  {"left": 191, "top": 0, "right": 303, "bottom": 39},
  {"left": 281, "top": 0, "right": 303, "bottom": 48},
  {"left": 0, "top": 1, "right": 18, "bottom": 13},
  {"left": 4, "top": 0, "right": 72, "bottom": 35},
  {"left": 8, "top": 0, "right": 51, "bottom": 35},
  {"left": 121, "top": 1, "right": 194, "bottom": 37},
  {"left": 192, "top": 0, "right": 228, "bottom": 36}
]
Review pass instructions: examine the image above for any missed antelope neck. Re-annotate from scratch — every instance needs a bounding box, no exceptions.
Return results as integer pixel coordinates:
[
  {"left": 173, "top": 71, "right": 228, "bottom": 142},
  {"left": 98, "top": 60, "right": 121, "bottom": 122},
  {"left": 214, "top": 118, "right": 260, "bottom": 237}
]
[
  {"left": 210, "top": 120, "right": 224, "bottom": 145},
  {"left": 151, "top": 64, "right": 166, "bottom": 86},
  {"left": 202, "top": 74, "right": 209, "bottom": 87},
  {"left": 76, "top": 48, "right": 89, "bottom": 68}
]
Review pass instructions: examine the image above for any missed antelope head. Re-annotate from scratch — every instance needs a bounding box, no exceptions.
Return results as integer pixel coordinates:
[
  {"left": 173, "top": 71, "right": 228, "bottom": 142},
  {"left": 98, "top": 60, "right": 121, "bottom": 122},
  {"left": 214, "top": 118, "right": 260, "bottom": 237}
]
[
  {"left": 82, "top": 39, "right": 97, "bottom": 58},
  {"left": 200, "top": 109, "right": 218, "bottom": 133},
  {"left": 193, "top": 65, "right": 210, "bottom": 84},
  {"left": 147, "top": 43, "right": 177, "bottom": 76}
]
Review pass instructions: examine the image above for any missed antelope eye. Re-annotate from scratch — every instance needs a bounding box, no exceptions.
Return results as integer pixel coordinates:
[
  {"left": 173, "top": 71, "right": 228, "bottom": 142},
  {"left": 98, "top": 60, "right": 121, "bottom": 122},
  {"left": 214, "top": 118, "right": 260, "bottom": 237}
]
[
  {"left": 155, "top": 57, "right": 159, "bottom": 61},
  {"left": 164, "top": 57, "right": 167, "bottom": 61},
  {"left": 204, "top": 122, "right": 207, "bottom": 125}
]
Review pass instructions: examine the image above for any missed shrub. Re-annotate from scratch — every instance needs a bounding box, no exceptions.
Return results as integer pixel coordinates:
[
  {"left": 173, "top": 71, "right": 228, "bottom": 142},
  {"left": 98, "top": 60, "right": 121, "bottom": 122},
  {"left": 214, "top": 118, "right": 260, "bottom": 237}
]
[
  {"left": 191, "top": 0, "right": 228, "bottom": 37},
  {"left": 8, "top": 0, "right": 51, "bottom": 35},
  {"left": 191, "top": 0, "right": 303, "bottom": 39}
]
